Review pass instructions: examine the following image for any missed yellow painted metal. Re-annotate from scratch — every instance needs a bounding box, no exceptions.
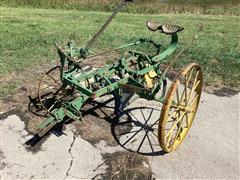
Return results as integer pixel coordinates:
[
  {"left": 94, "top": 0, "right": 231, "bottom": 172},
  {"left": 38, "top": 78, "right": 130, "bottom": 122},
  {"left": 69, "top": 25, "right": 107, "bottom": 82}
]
[
  {"left": 144, "top": 64, "right": 157, "bottom": 88},
  {"left": 158, "top": 63, "right": 203, "bottom": 152}
]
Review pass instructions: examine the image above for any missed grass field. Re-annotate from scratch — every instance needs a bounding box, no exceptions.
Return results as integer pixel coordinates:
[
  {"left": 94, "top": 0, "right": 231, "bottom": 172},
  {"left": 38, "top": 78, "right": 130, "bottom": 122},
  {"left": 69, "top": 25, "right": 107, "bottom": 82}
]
[
  {"left": 1, "top": 0, "right": 240, "bottom": 15},
  {"left": 0, "top": 7, "right": 240, "bottom": 97}
]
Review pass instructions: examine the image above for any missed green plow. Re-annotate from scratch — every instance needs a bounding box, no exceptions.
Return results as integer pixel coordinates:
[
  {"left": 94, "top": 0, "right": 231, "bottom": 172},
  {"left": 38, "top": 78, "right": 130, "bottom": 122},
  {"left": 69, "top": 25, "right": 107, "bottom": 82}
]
[{"left": 26, "top": 0, "right": 203, "bottom": 153}]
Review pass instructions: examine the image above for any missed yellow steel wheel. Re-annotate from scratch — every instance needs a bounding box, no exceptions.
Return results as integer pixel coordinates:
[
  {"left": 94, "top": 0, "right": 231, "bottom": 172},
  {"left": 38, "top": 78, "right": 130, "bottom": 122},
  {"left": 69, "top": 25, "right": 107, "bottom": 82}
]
[{"left": 158, "top": 63, "right": 203, "bottom": 152}]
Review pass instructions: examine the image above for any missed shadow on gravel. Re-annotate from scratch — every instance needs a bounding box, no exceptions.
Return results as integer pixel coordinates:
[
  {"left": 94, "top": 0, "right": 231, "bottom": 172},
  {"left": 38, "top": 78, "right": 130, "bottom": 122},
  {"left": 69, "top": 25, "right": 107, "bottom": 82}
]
[{"left": 210, "top": 87, "right": 239, "bottom": 97}]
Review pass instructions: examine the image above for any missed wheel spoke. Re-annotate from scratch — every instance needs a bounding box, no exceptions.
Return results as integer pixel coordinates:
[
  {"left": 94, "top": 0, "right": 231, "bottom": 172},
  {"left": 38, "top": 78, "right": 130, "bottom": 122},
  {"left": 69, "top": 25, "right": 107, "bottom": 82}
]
[
  {"left": 172, "top": 107, "right": 184, "bottom": 142},
  {"left": 122, "top": 111, "right": 152, "bottom": 146},
  {"left": 187, "top": 71, "right": 200, "bottom": 104},
  {"left": 186, "top": 68, "right": 194, "bottom": 87},
  {"left": 185, "top": 112, "right": 189, "bottom": 128},
  {"left": 179, "top": 88, "right": 185, "bottom": 105},
  {"left": 184, "top": 75, "right": 188, "bottom": 107},
  {"left": 176, "top": 88, "right": 180, "bottom": 104},
  {"left": 47, "top": 95, "right": 64, "bottom": 112},
  {"left": 146, "top": 130, "right": 155, "bottom": 154},
  {"left": 150, "top": 118, "right": 160, "bottom": 128},
  {"left": 136, "top": 132, "right": 148, "bottom": 153},
  {"left": 174, "top": 123, "right": 183, "bottom": 142},
  {"left": 149, "top": 132, "right": 159, "bottom": 145},
  {"left": 122, "top": 128, "right": 142, "bottom": 146},
  {"left": 188, "top": 80, "right": 200, "bottom": 103},
  {"left": 165, "top": 111, "right": 186, "bottom": 140},
  {"left": 47, "top": 74, "right": 58, "bottom": 84},
  {"left": 166, "top": 119, "right": 175, "bottom": 123},
  {"left": 173, "top": 109, "right": 189, "bottom": 143},
  {"left": 129, "top": 111, "right": 139, "bottom": 122},
  {"left": 147, "top": 108, "right": 154, "bottom": 121},
  {"left": 166, "top": 132, "right": 173, "bottom": 148},
  {"left": 159, "top": 64, "right": 202, "bottom": 152},
  {"left": 151, "top": 131, "right": 158, "bottom": 139},
  {"left": 167, "top": 109, "right": 179, "bottom": 122},
  {"left": 116, "top": 129, "right": 140, "bottom": 136},
  {"left": 189, "top": 94, "right": 199, "bottom": 110},
  {"left": 140, "top": 109, "right": 147, "bottom": 123}
]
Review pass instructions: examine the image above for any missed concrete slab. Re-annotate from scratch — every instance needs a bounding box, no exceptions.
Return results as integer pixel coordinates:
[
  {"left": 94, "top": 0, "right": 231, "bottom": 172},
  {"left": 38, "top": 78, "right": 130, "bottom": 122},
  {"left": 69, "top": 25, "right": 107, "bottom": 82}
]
[
  {"left": 0, "top": 115, "right": 112, "bottom": 179},
  {"left": 127, "top": 93, "right": 239, "bottom": 179},
  {"left": 0, "top": 90, "right": 239, "bottom": 179}
]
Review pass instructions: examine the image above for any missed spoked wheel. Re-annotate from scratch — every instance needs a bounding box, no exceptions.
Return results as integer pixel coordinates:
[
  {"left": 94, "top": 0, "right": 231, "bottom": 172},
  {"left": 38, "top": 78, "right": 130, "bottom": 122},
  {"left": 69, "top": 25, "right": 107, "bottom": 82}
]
[
  {"left": 158, "top": 63, "right": 203, "bottom": 152},
  {"left": 112, "top": 106, "right": 163, "bottom": 155},
  {"left": 38, "top": 66, "right": 73, "bottom": 115}
]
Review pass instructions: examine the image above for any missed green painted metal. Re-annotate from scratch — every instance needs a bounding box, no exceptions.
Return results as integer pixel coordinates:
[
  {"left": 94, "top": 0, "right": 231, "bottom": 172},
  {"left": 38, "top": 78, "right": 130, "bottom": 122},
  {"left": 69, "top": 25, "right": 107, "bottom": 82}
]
[{"left": 26, "top": 0, "right": 183, "bottom": 146}]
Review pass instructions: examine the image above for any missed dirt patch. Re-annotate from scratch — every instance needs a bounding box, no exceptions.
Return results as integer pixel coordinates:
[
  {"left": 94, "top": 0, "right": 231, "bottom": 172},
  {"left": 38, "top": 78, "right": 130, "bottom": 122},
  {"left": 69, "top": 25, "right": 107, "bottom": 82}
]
[
  {"left": 84, "top": 51, "right": 120, "bottom": 68},
  {"left": 93, "top": 151, "right": 152, "bottom": 180},
  {"left": 0, "top": 60, "right": 60, "bottom": 131},
  {"left": 72, "top": 102, "right": 118, "bottom": 147},
  {"left": 0, "top": 86, "right": 45, "bottom": 135},
  {"left": 0, "top": 60, "right": 68, "bottom": 135},
  {"left": 0, "top": 70, "right": 52, "bottom": 153},
  {"left": 0, "top": 72, "right": 17, "bottom": 83}
]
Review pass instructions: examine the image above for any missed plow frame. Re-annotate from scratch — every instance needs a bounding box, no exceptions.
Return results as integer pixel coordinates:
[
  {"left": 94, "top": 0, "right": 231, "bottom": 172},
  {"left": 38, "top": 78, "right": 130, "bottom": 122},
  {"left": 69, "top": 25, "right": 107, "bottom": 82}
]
[{"left": 27, "top": 0, "right": 203, "bottom": 153}]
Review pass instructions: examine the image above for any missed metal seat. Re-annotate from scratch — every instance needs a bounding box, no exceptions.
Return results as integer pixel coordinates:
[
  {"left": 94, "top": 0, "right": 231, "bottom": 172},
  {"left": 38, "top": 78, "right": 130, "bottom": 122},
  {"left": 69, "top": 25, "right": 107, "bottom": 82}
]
[{"left": 147, "top": 21, "right": 184, "bottom": 35}]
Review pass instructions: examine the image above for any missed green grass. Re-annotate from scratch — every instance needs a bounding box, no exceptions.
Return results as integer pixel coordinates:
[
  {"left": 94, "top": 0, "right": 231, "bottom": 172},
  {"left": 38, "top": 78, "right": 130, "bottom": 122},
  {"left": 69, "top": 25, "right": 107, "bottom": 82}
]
[
  {"left": 0, "top": 7, "right": 240, "bottom": 97},
  {"left": 0, "top": 0, "right": 240, "bottom": 15}
]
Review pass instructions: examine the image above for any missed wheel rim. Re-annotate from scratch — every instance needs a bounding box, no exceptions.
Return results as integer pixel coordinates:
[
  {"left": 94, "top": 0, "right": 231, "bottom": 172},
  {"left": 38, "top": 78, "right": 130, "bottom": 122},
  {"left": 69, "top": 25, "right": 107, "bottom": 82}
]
[
  {"left": 158, "top": 63, "right": 203, "bottom": 152},
  {"left": 38, "top": 66, "right": 64, "bottom": 115},
  {"left": 112, "top": 106, "right": 163, "bottom": 155}
]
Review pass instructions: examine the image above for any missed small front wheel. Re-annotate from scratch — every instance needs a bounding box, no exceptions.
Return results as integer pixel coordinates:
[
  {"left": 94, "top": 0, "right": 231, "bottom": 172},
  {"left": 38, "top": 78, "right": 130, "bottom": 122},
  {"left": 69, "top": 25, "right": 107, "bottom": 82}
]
[{"left": 158, "top": 63, "right": 203, "bottom": 152}]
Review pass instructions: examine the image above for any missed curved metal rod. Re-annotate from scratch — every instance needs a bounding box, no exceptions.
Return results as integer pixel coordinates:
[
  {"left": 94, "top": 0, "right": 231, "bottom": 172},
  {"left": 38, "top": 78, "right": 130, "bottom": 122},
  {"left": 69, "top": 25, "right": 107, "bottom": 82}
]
[{"left": 152, "top": 34, "right": 178, "bottom": 63}]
